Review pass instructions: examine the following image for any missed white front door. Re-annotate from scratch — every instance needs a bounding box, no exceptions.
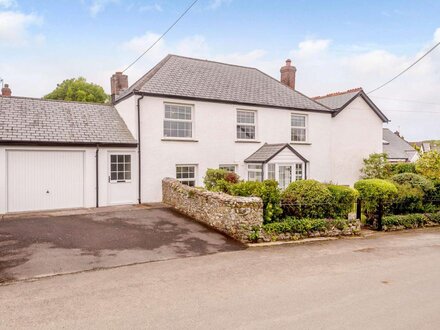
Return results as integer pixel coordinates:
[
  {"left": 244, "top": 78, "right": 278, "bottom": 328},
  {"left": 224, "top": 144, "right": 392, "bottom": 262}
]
[
  {"left": 6, "top": 150, "right": 84, "bottom": 213},
  {"left": 278, "top": 165, "right": 293, "bottom": 190}
]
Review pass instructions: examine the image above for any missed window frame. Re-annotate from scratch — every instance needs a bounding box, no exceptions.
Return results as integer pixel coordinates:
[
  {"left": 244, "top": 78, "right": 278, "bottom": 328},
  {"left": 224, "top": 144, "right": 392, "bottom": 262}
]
[
  {"left": 291, "top": 113, "right": 308, "bottom": 143},
  {"left": 176, "top": 164, "right": 197, "bottom": 187},
  {"left": 109, "top": 153, "right": 132, "bottom": 183},
  {"left": 236, "top": 109, "right": 257, "bottom": 141},
  {"left": 163, "top": 103, "right": 194, "bottom": 140},
  {"left": 247, "top": 163, "right": 263, "bottom": 182},
  {"left": 219, "top": 164, "right": 237, "bottom": 172}
]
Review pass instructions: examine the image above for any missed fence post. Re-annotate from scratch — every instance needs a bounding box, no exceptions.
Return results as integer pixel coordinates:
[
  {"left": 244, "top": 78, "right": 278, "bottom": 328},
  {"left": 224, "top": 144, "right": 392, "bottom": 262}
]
[
  {"left": 377, "top": 199, "right": 383, "bottom": 231},
  {"left": 356, "top": 199, "right": 362, "bottom": 220}
]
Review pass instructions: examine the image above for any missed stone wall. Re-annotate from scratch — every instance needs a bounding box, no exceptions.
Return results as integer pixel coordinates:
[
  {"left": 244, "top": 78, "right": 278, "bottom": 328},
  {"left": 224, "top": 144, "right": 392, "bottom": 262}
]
[{"left": 162, "top": 178, "right": 264, "bottom": 243}]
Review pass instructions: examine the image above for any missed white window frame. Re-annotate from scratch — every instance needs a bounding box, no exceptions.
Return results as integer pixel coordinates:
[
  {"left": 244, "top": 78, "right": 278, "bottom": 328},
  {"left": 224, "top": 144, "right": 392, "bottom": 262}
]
[
  {"left": 247, "top": 163, "right": 263, "bottom": 182},
  {"left": 109, "top": 153, "right": 132, "bottom": 183},
  {"left": 219, "top": 164, "right": 237, "bottom": 172},
  {"left": 236, "top": 109, "right": 257, "bottom": 141},
  {"left": 267, "top": 163, "right": 276, "bottom": 180},
  {"left": 295, "top": 163, "right": 304, "bottom": 181},
  {"left": 163, "top": 103, "right": 194, "bottom": 139},
  {"left": 176, "top": 164, "right": 197, "bottom": 186},
  {"left": 291, "top": 113, "right": 308, "bottom": 143}
]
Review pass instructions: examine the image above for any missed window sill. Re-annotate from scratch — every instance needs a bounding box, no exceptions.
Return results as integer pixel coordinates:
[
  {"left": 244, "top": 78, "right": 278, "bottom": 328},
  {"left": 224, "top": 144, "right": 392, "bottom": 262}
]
[
  {"left": 290, "top": 142, "right": 312, "bottom": 145},
  {"left": 161, "top": 138, "right": 199, "bottom": 142},
  {"left": 235, "top": 140, "right": 261, "bottom": 144}
]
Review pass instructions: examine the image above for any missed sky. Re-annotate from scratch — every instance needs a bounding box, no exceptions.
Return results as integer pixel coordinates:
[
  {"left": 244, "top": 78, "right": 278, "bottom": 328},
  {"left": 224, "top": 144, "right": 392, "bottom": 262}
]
[{"left": 0, "top": 0, "right": 440, "bottom": 141}]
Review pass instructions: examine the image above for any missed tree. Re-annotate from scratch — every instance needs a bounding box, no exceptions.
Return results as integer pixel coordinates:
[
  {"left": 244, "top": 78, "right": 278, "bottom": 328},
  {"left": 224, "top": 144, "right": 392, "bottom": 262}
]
[
  {"left": 360, "top": 153, "right": 390, "bottom": 179},
  {"left": 416, "top": 151, "right": 440, "bottom": 180},
  {"left": 44, "top": 77, "right": 109, "bottom": 103}
]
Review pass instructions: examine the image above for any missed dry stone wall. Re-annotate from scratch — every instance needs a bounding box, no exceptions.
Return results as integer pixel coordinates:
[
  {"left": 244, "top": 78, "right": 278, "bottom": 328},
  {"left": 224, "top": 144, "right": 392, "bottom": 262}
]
[{"left": 162, "top": 178, "right": 264, "bottom": 243}]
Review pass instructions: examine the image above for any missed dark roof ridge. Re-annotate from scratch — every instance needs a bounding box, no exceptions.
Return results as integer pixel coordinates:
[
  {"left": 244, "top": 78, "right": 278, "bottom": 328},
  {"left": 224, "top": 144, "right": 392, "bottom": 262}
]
[{"left": 0, "top": 95, "right": 113, "bottom": 107}]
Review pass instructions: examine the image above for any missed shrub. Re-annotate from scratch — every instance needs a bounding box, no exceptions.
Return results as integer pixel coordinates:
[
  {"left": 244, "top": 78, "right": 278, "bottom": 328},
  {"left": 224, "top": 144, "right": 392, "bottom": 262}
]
[
  {"left": 389, "top": 183, "right": 424, "bottom": 214},
  {"left": 360, "top": 153, "right": 391, "bottom": 179},
  {"left": 326, "top": 184, "right": 359, "bottom": 218},
  {"left": 204, "top": 169, "right": 240, "bottom": 193},
  {"left": 354, "top": 179, "right": 398, "bottom": 221},
  {"left": 391, "top": 173, "right": 434, "bottom": 194},
  {"left": 262, "top": 217, "right": 352, "bottom": 235},
  {"left": 416, "top": 151, "right": 440, "bottom": 180},
  {"left": 229, "top": 180, "right": 282, "bottom": 223},
  {"left": 426, "top": 212, "right": 440, "bottom": 223},
  {"left": 382, "top": 214, "right": 427, "bottom": 229},
  {"left": 388, "top": 162, "right": 416, "bottom": 175},
  {"left": 281, "top": 180, "right": 332, "bottom": 218}
]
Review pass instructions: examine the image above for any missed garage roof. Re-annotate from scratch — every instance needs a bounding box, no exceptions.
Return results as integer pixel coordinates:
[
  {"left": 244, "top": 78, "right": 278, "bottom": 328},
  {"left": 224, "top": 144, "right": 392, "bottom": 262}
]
[{"left": 0, "top": 96, "right": 137, "bottom": 146}]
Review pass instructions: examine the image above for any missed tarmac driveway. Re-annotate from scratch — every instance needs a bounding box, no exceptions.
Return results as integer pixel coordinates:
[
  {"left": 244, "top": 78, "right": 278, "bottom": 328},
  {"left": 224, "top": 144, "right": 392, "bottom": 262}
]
[{"left": 0, "top": 206, "right": 244, "bottom": 282}]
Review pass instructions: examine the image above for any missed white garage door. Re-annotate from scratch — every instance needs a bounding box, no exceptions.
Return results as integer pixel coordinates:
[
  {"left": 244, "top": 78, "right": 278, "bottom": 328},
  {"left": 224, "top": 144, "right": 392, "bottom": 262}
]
[{"left": 7, "top": 150, "right": 85, "bottom": 213}]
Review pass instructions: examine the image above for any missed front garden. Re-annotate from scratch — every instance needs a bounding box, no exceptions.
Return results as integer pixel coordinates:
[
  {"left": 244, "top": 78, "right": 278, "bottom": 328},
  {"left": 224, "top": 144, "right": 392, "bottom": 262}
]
[{"left": 202, "top": 150, "right": 440, "bottom": 242}]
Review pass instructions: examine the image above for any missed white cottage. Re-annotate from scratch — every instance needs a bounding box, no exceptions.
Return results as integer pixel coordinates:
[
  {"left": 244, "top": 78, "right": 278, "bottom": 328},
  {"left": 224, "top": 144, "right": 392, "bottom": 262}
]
[{"left": 112, "top": 55, "right": 389, "bottom": 203}]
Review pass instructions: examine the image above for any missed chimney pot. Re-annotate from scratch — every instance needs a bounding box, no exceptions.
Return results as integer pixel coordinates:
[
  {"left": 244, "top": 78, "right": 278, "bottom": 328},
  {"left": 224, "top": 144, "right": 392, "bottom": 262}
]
[
  {"left": 280, "top": 59, "right": 296, "bottom": 90},
  {"left": 1, "top": 83, "right": 11, "bottom": 97},
  {"left": 111, "top": 72, "right": 129, "bottom": 103}
]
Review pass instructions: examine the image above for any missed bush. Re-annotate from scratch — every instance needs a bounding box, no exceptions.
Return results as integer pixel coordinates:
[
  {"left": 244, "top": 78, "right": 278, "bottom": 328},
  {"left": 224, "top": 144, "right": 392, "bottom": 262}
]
[
  {"left": 389, "top": 183, "right": 424, "bottom": 214},
  {"left": 388, "top": 163, "right": 416, "bottom": 175},
  {"left": 382, "top": 214, "right": 427, "bottom": 229},
  {"left": 391, "top": 173, "right": 434, "bottom": 194},
  {"left": 426, "top": 212, "right": 440, "bottom": 223},
  {"left": 354, "top": 179, "right": 398, "bottom": 221},
  {"left": 360, "top": 153, "right": 391, "bottom": 179},
  {"left": 262, "top": 217, "right": 352, "bottom": 235},
  {"left": 326, "top": 184, "right": 359, "bottom": 218},
  {"left": 204, "top": 169, "right": 240, "bottom": 193},
  {"left": 416, "top": 151, "right": 440, "bottom": 180},
  {"left": 281, "top": 180, "right": 332, "bottom": 218},
  {"left": 229, "top": 180, "right": 282, "bottom": 223}
]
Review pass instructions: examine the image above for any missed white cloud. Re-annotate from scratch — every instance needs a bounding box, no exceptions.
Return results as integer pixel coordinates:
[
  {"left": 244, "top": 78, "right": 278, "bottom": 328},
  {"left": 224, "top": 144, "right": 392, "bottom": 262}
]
[
  {"left": 208, "top": 0, "right": 232, "bottom": 10},
  {"left": 88, "top": 0, "right": 118, "bottom": 17},
  {"left": 176, "top": 35, "right": 209, "bottom": 57},
  {"left": 293, "top": 39, "right": 331, "bottom": 57},
  {"left": 0, "top": 0, "right": 17, "bottom": 8},
  {"left": 121, "top": 31, "right": 166, "bottom": 61},
  {"left": 139, "top": 3, "right": 162, "bottom": 12},
  {"left": 0, "top": 11, "right": 43, "bottom": 46}
]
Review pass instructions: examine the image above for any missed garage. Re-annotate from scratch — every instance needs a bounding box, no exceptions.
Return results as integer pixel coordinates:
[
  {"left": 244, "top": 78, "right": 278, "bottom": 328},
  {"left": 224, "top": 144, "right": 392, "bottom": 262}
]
[
  {"left": 6, "top": 150, "right": 85, "bottom": 213},
  {"left": 0, "top": 95, "right": 138, "bottom": 214}
]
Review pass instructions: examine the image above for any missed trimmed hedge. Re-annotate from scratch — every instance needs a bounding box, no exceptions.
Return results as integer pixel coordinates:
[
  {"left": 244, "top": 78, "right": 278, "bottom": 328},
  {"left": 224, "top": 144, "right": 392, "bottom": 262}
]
[
  {"left": 263, "top": 217, "right": 352, "bottom": 235},
  {"left": 326, "top": 184, "right": 359, "bottom": 218},
  {"left": 281, "top": 180, "right": 332, "bottom": 218},
  {"left": 382, "top": 213, "right": 440, "bottom": 230},
  {"left": 229, "top": 180, "right": 282, "bottom": 224}
]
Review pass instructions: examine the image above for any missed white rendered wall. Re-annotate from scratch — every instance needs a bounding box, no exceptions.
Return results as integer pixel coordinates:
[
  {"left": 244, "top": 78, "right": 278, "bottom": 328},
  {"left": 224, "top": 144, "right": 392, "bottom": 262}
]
[{"left": 330, "top": 96, "right": 384, "bottom": 186}]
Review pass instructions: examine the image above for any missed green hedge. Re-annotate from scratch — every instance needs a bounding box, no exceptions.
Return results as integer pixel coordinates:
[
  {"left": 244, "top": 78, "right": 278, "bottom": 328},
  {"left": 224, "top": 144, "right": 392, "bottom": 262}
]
[
  {"left": 229, "top": 180, "right": 282, "bottom": 223},
  {"left": 281, "top": 180, "right": 333, "bottom": 218},
  {"left": 263, "top": 217, "right": 351, "bottom": 235},
  {"left": 391, "top": 173, "right": 435, "bottom": 194},
  {"left": 204, "top": 168, "right": 240, "bottom": 193},
  {"left": 326, "top": 184, "right": 359, "bottom": 218},
  {"left": 382, "top": 213, "right": 440, "bottom": 230},
  {"left": 388, "top": 162, "right": 417, "bottom": 175}
]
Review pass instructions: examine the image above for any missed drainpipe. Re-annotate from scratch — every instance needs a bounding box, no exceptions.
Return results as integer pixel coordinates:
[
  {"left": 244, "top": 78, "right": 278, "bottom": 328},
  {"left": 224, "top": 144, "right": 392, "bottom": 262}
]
[
  {"left": 135, "top": 92, "right": 144, "bottom": 204},
  {"left": 96, "top": 144, "right": 100, "bottom": 208}
]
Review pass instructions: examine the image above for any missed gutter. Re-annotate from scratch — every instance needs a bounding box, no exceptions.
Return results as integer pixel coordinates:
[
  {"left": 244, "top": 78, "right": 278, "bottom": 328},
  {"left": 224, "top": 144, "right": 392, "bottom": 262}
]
[
  {"left": 135, "top": 91, "right": 144, "bottom": 204},
  {"left": 96, "top": 144, "right": 99, "bottom": 208}
]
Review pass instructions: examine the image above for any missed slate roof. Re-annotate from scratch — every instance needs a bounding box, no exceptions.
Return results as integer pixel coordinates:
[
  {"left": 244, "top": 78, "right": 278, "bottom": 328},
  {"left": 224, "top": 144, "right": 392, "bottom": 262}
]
[
  {"left": 0, "top": 96, "right": 137, "bottom": 145},
  {"left": 383, "top": 128, "right": 417, "bottom": 160},
  {"left": 244, "top": 143, "right": 308, "bottom": 163},
  {"left": 117, "top": 54, "right": 330, "bottom": 112},
  {"left": 313, "top": 88, "right": 362, "bottom": 110}
]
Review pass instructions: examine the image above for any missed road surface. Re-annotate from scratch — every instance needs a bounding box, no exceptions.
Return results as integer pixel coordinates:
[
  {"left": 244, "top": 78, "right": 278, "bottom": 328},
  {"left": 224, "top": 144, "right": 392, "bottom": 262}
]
[{"left": 1, "top": 228, "right": 439, "bottom": 329}]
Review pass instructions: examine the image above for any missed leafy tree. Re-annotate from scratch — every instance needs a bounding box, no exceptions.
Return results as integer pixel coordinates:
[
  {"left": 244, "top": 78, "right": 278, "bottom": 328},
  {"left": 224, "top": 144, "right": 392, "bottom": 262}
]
[
  {"left": 415, "top": 151, "right": 440, "bottom": 180},
  {"left": 360, "top": 153, "right": 390, "bottom": 179},
  {"left": 44, "top": 77, "right": 109, "bottom": 103}
]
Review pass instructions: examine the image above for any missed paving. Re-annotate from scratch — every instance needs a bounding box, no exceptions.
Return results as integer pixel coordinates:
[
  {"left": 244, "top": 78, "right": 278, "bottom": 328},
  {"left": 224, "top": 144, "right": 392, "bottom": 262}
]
[
  {"left": 0, "top": 227, "right": 439, "bottom": 329},
  {"left": 0, "top": 205, "right": 244, "bottom": 282}
]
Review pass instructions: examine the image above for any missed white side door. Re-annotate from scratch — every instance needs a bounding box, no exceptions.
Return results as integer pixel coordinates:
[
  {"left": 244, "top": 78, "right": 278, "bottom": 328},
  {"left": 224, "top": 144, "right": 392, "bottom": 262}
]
[{"left": 107, "top": 151, "right": 137, "bottom": 205}]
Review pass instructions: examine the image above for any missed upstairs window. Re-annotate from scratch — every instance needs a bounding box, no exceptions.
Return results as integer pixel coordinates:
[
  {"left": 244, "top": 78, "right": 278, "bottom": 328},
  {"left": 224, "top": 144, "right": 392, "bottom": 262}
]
[
  {"left": 237, "top": 110, "right": 256, "bottom": 140},
  {"left": 110, "top": 154, "right": 131, "bottom": 182},
  {"left": 164, "top": 104, "right": 193, "bottom": 138},
  {"left": 291, "top": 114, "right": 307, "bottom": 142}
]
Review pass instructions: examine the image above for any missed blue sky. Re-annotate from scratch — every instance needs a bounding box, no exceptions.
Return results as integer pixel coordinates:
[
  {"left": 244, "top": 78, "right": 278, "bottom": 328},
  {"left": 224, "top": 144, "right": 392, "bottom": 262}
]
[{"left": 1, "top": 0, "right": 440, "bottom": 140}]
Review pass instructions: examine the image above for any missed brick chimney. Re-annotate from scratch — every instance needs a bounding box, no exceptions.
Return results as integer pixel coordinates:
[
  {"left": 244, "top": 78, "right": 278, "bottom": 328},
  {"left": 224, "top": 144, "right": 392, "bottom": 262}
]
[
  {"left": 110, "top": 72, "right": 128, "bottom": 102},
  {"left": 280, "top": 59, "right": 297, "bottom": 90},
  {"left": 1, "top": 83, "right": 11, "bottom": 97}
]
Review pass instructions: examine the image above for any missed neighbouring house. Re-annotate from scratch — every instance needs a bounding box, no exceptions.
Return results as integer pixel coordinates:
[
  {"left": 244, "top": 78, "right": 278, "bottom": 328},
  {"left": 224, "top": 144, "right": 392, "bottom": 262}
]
[
  {"left": 113, "top": 55, "right": 388, "bottom": 202},
  {"left": 382, "top": 128, "right": 419, "bottom": 163},
  {"left": 0, "top": 91, "right": 138, "bottom": 214},
  {"left": 412, "top": 140, "right": 440, "bottom": 154},
  {"left": 0, "top": 54, "right": 389, "bottom": 213}
]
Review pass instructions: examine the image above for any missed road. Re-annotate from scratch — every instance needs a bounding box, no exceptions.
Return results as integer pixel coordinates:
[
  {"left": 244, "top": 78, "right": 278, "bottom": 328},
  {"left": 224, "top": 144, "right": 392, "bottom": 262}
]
[{"left": 1, "top": 228, "right": 440, "bottom": 329}]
